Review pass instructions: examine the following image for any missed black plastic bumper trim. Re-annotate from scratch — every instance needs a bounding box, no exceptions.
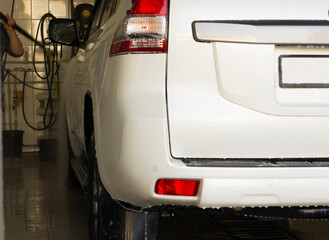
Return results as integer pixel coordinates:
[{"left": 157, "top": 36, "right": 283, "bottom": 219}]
[{"left": 182, "top": 158, "right": 329, "bottom": 168}]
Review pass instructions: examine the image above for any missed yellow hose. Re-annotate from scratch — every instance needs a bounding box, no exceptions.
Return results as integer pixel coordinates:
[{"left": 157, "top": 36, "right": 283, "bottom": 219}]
[{"left": 48, "top": 48, "right": 58, "bottom": 97}]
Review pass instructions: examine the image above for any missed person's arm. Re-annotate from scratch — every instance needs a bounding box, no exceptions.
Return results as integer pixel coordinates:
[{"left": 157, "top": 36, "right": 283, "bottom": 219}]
[{"left": 2, "top": 14, "right": 23, "bottom": 56}]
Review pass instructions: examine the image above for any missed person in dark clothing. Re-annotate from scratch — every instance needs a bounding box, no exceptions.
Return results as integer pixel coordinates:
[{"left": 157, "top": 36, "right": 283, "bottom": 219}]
[{"left": 1, "top": 14, "right": 24, "bottom": 81}]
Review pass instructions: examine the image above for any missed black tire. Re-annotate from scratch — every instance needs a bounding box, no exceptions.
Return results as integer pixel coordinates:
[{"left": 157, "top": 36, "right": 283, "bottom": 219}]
[
  {"left": 66, "top": 126, "right": 80, "bottom": 189},
  {"left": 87, "top": 133, "right": 160, "bottom": 240},
  {"left": 88, "top": 133, "right": 112, "bottom": 240},
  {"left": 88, "top": 133, "right": 100, "bottom": 240}
]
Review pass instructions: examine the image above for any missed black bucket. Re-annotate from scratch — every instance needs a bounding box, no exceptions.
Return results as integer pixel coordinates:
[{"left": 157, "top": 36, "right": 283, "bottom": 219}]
[{"left": 3, "top": 130, "right": 24, "bottom": 158}]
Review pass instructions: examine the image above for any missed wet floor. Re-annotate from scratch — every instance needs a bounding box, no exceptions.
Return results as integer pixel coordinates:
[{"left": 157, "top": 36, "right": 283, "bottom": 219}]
[
  {"left": 4, "top": 152, "right": 89, "bottom": 240},
  {"left": 4, "top": 152, "right": 329, "bottom": 240}
]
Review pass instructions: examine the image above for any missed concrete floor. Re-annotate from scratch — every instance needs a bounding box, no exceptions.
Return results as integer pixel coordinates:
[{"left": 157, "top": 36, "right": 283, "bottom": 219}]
[
  {"left": 4, "top": 152, "right": 329, "bottom": 240},
  {"left": 4, "top": 152, "right": 89, "bottom": 240}
]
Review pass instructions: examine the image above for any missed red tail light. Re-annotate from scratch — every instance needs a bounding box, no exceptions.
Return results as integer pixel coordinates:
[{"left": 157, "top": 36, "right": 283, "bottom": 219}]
[
  {"left": 130, "top": 0, "right": 168, "bottom": 15},
  {"left": 110, "top": 0, "right": 168, "bottom": 56},
  {"left": 155, "top": 179, "right": 200, "bottom": 197}
]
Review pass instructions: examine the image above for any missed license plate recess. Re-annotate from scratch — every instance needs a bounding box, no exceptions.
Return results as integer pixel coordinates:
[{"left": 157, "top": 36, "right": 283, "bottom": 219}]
[{"left": 279, "top": 55, "right": 329, "bottom": 88}]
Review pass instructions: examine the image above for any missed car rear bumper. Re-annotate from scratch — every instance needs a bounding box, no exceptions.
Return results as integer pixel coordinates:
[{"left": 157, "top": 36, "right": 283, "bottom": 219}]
[
  {"left": 97, "top": 117, "right": 329, "bottom": 208},
  {"left": 94, "top": 54, "right": 329, "bottom": 209}
]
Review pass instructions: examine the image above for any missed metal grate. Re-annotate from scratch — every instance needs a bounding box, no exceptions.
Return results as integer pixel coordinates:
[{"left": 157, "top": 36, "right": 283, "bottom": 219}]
[{"left": 205, "top": 210, "right": 301, "bottom": 240}]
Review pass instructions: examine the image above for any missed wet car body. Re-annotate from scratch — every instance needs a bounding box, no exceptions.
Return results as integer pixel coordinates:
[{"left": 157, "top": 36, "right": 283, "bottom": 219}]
[{"left": 54, "top": 0, "right": 329, "bottom": 238}]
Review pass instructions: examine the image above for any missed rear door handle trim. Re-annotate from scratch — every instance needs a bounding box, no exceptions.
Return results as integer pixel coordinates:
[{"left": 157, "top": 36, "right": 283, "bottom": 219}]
[{"left": 193, "top": 20, "right": 329, "bottom": 46}]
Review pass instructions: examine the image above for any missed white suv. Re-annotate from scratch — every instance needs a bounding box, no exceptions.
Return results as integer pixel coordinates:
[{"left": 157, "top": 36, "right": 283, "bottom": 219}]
[{"left": 49, "top": 0, "right": 329, "bottom": 239}]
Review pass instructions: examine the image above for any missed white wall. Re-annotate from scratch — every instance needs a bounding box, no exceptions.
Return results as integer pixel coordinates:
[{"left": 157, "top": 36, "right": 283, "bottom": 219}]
[{"left": 0, "top": 0, "right": 14, "bottom": 16}]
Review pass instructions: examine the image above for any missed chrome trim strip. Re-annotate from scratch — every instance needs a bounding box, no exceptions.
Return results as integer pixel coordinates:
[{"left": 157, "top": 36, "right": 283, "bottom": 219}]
[{"left": 193, "top": 20, "right": 329, "bottom": 46}]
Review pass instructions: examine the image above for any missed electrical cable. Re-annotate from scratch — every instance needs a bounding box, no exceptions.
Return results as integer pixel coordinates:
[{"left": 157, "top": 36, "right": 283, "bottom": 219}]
[
  {"left": 22, "top": 68, "right": 58, "bottom": 131},
  {"left": 2, "top": 67, "right": 55, "bottom": 90},
  {"left": 11, "top": 0, "right": 15, "bottom": 17},
  {"left": 21, "top": 12, "right": 61, "bottom": 131},
  {"left": 1, "top": 11, "right": 61, "bottom": 131},
  {"left": 31, "top": 13, "right": 60, "bottom": 130},
  {"left": 21, "top": 70, "right": 37, "bottom": 130}
]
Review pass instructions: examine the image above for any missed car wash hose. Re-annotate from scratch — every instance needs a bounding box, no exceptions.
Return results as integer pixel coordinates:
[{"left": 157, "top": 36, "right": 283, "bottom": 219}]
[
  {"left": 1, "top": 11, "right": 60, "bottom": 131},
  {"left": 22, "top": 12, "right": 62, "bottom": 131}
]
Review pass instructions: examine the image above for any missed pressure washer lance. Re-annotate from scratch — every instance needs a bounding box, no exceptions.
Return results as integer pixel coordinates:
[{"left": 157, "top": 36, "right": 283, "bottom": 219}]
[{"left": 0, "top": 11, "right": 44, "bottom": 48}]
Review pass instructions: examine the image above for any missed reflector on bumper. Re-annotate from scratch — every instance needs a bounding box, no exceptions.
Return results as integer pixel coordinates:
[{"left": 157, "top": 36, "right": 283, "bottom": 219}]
[{"left": 155, "top": 179, "right": 200, "bottom": 196}]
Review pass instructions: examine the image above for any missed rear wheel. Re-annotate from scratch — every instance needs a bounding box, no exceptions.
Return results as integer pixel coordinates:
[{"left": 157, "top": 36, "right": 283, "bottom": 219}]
[
  {"left": 88, "top": 133, "right": 104, "bottom": 240},
  {"left": 87, "top": 133, "right": 160, "bottom": 240},
  {"left": 66, "top": 126, "right": 80, "bottom": 189}
]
